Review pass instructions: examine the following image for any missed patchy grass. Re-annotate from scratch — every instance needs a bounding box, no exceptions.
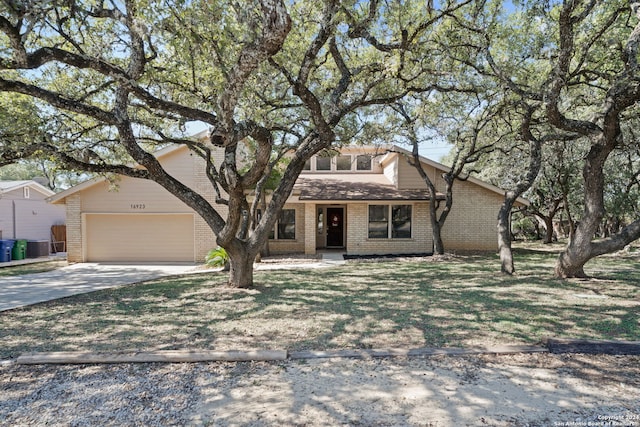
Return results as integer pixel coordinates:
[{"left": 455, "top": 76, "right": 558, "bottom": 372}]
[
  {"left": 0, "top": 260, "right": 66, "bottom": 277},
  {"left": 0, "top": 246, "right": 638, "bottom": 360}
]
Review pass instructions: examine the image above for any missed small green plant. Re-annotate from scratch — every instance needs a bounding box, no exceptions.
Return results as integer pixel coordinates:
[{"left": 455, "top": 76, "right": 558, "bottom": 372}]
[{"left": 206, "top": 246, "right": 230, "bottom": 270}]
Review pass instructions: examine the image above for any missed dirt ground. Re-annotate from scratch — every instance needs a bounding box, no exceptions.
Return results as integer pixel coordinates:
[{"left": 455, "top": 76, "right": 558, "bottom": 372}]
[{"left": 2, "top": 352, "right": 639, "bottom": 426}]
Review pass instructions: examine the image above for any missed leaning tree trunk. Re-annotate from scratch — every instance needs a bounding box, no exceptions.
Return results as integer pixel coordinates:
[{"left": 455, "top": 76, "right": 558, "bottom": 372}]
[
  {"left": 554, "top": 143, "right": 640, "bottom": 277},
  {"left": 555, "top": 142, "right": 609, "bottom": 278},
  {"left": 498, "top": 107, "right": 542, "bottom": 275},
  {"left": 555, "top": 237, "right": 590, "bottom": 278},
  {"left": 406, "top": 140, "right": 450, "bottom": 255}
]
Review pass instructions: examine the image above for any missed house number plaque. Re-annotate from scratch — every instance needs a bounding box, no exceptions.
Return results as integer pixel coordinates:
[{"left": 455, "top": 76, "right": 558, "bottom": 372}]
[{"left": 130, "top": 203, "right": 146, "bottom": 210}]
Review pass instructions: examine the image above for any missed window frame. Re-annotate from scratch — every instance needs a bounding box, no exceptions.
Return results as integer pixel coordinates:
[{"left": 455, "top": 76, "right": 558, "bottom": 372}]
[
  {"left": 315, "top": 156, "right": 331, "bottom": 171},
  {"left": 257, "top": 208, "right": 297, "bottom": 240},
  {"left": 301, "top": 153, "right": 375, "bottom": 172},
  {"left": 336, "top": 154, "right": 352, "bottom": 171},
  {"left": 367, "top": 204, "right": 413, "bottom": 239},
  {"left": 356, "top": 154, "right": 372, "bottom": 171},
  {"left": 276, "top": 208, "right": 296, "bottom": 240}
]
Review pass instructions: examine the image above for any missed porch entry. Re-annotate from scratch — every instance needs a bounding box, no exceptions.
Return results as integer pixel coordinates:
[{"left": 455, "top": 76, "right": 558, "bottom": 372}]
[{"left": 316, "top": 205, "right": 345, "bottom": 249}]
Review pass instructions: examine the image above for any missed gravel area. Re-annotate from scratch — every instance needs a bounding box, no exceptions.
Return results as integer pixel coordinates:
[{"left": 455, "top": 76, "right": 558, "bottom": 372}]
[{"left": 1, "top": 352, "right": 639, "bottom": 426}]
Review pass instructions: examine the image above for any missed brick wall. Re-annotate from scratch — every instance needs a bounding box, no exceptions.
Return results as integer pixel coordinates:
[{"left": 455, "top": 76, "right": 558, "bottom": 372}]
[
  {"left": 192, "top": 154, "right": 222, "bottom": 262},
  {"left": 267, "top": 203, "right": 306, "bottom": 254},
  {"left": 304, "top": 203, "right": 316, "bottom": 254},
  {"left": 440, "top": 180, "right": 502, "bottom": 251},
  {"left": 65, "top": 194, "right": 82, "bottom": 262},
  {"left": 346, "top": 202, "right": 433, "bottom": 255}
]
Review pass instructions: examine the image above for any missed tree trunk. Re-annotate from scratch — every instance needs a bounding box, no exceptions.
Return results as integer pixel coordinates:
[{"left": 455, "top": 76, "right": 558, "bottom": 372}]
[
  {"left": 428, "top": 180, "right": 445, "bottom": 255},
  {"left": 497, "top": 105, "right": 542, "bottom": 275},
  {"left": 555, "top": 140, "right": 609, "bottom": 278},
  {"left": 432, "top": 219, "right": 444, "bottom": 255},
  {"left": 225, "top": 241, "right": 260, "bottom": 288},
  {"left": 498, "top": 199, "right": 515, "bottom": 274},
  {"left": 555, "top": 240, "right": 588, "bottom": 278},
  {"left": 543, "top": 216, "right": 555, "bottom": 244},
  {"left": 259, "top": 190, "right": 271, "bottom": 258},
  {"left": 561, "top": 193, "right": 576, "bottom": 242},
  {"left": 405, "top": 144, "right": 448, "bottom": 255},
  {"left": 227, "top": 249, "right": 256, "bottom": 288}
]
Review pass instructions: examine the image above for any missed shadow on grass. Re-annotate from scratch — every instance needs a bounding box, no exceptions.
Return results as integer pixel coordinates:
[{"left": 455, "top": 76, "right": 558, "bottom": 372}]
[{"left": 0, "top": 251, "right": 638, "bottom": 360}]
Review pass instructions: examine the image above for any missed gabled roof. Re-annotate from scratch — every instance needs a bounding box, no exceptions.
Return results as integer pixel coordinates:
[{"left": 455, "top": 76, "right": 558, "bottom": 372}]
[
  {"left": 383, "top": 145, "right": 530, "bottom": 206},
  {"left": 0, "top": 180, "right": 55, "bottom": 197},
  {"left": 48, "top": 144, "right": 187, "bottom": 204},
  {"left": 48, "top": 141, "right": 529, "bottom": 206}
]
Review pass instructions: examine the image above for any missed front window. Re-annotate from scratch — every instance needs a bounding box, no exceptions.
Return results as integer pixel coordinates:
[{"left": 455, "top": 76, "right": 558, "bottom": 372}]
[
  {"left": 258, "top": 208, "right": 296, "bottom": 240},
  {"left": 391, "top": 205, "right": 412, "bottom": 238},
  {"left": 368, "top": 205, "right": 389, "bottom": 238},
  {"left": 368, "top": 204, "right": 412, "bottom": 239},
  {"left": 277, "top": 209, "right": 296, "bottom": 240}
]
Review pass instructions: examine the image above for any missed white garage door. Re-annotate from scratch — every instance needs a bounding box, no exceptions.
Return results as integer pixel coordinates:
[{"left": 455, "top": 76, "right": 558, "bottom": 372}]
[{"left": 85, "top": 214, "right": 195, "bottom": 262}]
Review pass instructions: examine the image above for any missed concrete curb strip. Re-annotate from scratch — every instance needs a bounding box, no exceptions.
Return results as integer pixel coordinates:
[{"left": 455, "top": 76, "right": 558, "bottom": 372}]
[
  {"left": 15, "top": 345, "right": 547, "bottom": 365},
  {"left": 546, "top": 338, "right": 640, "bottom": 355},
  {"left": 16, "top": 350, "right": 288, "bottom": 365},
  {"left": 12, "top": 340, "right": 640, "bottom": 365},
  {"left": 288, "top": 345, "right": 548, "bottom": 360}
]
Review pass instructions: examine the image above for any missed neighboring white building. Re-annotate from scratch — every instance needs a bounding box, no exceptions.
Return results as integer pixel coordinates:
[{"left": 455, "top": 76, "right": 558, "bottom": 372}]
[{"left": 0, "top": 180, "right": 66, "bottom": 242}]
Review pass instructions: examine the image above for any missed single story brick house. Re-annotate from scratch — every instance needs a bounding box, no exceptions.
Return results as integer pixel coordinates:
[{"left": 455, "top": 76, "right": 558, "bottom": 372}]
[
  {"left": 49, "top": 143, "right": 526, "bottom": 263},
  {"left": 0, "top": 180, "right": 65, "bottom": 243}
]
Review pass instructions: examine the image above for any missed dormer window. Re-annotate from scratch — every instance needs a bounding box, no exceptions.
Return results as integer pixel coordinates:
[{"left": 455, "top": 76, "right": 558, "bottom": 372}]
[
  {"left": 336, "top": 155, "right": 352, "bottom": 171},
  {"left": 316, "top": 156, "right": 331, "bottom": 171},
  {"left": 356, "top": 155, "right": 372, "bottom": 171},
  {"left": 303, "top": 152, "right": 375, "bottom": 172}
]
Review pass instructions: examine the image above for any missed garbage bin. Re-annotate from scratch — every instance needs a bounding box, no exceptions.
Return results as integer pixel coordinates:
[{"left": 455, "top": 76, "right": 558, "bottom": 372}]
[
  {"left": 0, "top": 240, "right": 15, "bottom": 262},
  {"left": 11, "top": 239, "right": 27, "bottom": 261}
]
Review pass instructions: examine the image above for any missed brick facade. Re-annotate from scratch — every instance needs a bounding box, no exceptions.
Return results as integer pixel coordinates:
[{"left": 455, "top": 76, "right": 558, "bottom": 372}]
[
  {"left": 65, "top": 194, "right": 82, "bottom": 262},
  {"left": 440, "top": 180, "right": 503, "bottom": 252},
  {"left": 267, "top": 203, "right": 306, "bottom": 254},
  {"left": 345, "top": 202, "right": 433, "bottom": 255},
  {"left": 193, "top": 154, "right": 222, "bottom": 262},
  {"left": 53, "top": 144, "right": 520, "bottom": 262}
]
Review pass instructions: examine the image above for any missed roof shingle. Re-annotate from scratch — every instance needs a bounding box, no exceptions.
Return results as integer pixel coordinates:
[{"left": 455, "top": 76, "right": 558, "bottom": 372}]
[{"left": 295, "top": 177, "right": 444, "bottom": 201}]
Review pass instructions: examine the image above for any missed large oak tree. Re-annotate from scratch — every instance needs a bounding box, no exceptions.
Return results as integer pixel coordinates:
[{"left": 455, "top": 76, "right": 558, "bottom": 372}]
[
  {"left": 0, "top": 0, "right": 471, "bottom": 287},
  {"left": 476, "top": 0, "right": 640, "bottom": 276}
]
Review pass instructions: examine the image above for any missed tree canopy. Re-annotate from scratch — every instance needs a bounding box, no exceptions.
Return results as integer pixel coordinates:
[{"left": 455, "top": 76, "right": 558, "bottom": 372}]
[
  {"left": 0, "top": 0, "right": 478, "bottom": 286},
  {"left": 1, "top": 0, "right": 640, "bottom": 282}
]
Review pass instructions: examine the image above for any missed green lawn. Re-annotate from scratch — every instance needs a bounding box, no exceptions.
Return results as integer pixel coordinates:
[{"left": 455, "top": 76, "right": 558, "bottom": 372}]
[{"left": 0, "top": 245, "right": 638, "bottom": 360}]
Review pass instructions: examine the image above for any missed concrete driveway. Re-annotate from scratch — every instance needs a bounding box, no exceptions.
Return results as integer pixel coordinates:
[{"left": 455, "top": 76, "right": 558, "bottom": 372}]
[{"left": 0, "top": 263, "right": 199, "bottom": 312}]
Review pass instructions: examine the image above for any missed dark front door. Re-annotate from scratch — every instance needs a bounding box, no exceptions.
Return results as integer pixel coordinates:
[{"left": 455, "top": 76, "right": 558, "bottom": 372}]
[{"left": 326, "top": 207, "right": 344, "bottom": 247}]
